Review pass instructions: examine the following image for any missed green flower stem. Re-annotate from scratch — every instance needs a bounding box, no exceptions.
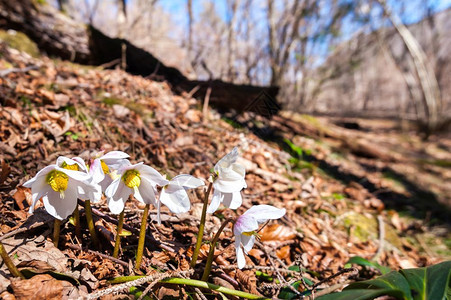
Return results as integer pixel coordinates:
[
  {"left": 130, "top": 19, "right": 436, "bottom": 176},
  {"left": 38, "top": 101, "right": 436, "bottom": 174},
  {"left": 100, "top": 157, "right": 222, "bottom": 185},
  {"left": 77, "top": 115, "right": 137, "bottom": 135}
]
[
  {"left": 201, "top": 218, "right": 234, "bottom": 281},
  {"left": 135, "top": 204, "right": 150, "bottom": 270},
  {"left": 161, "top": 277, "right": 269, "bottom": 300},
  {"left": 0, "top": 241, "right": 25, "bottom": 278},
  {"left": 191, "top": 181, "right": 213, "bottom": 268},
  {"left": 84, "top": 200, "right": 100, "bottom": 250},
  {"left": 53, "top": 219, "right": 61, "bottom": 248},
  {"left": 113, "top": 210, "right": 125, "bottom": 258},
  {"left": 73, "top": 205, "right": 81, "bottom": 241}
]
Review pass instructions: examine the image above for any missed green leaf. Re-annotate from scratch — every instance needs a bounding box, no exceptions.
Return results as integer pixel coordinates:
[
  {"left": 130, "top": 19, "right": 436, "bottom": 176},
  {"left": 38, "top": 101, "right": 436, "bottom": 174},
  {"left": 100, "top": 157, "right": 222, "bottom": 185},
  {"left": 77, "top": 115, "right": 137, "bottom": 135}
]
[
  {"left": 346, "top": 271, "right": 412, "bottom": 299},
  {"left": 119, "top": 229, "right": 132, "bottom": 237},
  {"left": 108, "top": 275, "right": 145, "bottom": 284},
  {"left": 316, "top": 289, "right": 406, "bottom": 300},
  {"left": 316, "top": 262, "right": 451, "bottom": 300},
  {"left": 255, "top": 270, "right": 274, "bottom": 282},
  {"left": 400, "top": 260, "right": 451, "bottom": 300},
  {"left": 345, "top": 256, "right": 391, "bottom": 274},
  {"left": 279, "top": 281, "right": 302, "bottom": 299},
  {"left": 287, "top": 265, "right": 320, "bottom": 277},
  {"left": 129, "top": 286, "right": 152, "bottom": 300}
]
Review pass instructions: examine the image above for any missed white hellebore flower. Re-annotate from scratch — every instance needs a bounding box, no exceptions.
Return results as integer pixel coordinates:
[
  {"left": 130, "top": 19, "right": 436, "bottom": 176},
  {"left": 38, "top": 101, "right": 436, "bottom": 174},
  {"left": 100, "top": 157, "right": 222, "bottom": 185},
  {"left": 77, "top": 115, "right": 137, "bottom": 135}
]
[
  {"left": 105, "top": 162, "right": 168, "bottom": 214},
  {"left": 207, "top": 147, "right": 247, "bottom": 213},
  {"left": 23, "top": 160, "right": 97, "bottom": 220},
  {"left": 56, "top": 156, "right": 102, "bottom": 203},
  {"left": 233, "top": 205, "right": 286, "bottom": 269},
  {"left": 90, "top": 150, "right": 130, "bottom": 191},
  {"left": 160, "top": 175, "right": 205, "bottom": 214}
]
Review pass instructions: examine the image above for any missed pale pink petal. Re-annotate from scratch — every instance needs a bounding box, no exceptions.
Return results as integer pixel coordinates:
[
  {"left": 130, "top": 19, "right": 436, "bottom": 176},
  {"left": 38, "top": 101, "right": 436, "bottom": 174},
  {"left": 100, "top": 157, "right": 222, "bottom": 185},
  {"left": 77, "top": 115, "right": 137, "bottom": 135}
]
[
  {"left": 233, "top": 214, "right": 258, "bottom": 235},
  {"left": 89, "top": 158, "right": 105, "bottom": 184},
  {"left": 243, "top": 205, "right": 286, "bottom": 223}
]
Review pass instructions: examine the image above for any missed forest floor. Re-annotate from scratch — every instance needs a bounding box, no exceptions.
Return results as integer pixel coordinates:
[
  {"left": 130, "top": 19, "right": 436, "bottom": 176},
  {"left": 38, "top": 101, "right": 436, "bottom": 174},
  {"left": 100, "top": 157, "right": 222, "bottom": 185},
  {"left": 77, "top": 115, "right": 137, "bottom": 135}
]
[{"left": 0, "top": 40, "right": 450, "bottom": 299}]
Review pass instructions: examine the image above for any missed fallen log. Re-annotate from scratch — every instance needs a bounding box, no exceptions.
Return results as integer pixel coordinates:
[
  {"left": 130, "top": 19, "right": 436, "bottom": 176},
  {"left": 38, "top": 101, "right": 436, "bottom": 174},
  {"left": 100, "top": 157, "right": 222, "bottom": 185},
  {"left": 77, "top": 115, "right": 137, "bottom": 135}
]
[{"left": 0, "top": 0, "right": 280, "bottom": 115}]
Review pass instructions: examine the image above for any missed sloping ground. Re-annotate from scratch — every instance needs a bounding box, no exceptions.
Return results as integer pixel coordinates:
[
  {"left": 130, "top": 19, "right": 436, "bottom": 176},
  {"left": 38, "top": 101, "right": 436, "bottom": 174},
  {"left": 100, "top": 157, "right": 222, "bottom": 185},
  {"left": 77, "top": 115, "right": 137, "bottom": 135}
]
[{"left": 0, "top": 42, "right": 449, "bottom": 298}]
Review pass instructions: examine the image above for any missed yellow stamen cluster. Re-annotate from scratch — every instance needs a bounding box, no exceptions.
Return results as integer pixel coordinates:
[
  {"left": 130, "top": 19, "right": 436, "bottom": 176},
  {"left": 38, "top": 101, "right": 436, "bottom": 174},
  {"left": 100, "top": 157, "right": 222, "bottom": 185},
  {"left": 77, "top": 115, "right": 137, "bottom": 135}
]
[
  {"left": 46, "top": 170, "right": 69, "bottom": 196},
  {"left": 242, "top": 231, "right": 261, "bottom": 240},
  {"left": 122, "top": 170, "right": 141, "bottom": 189},
  {"left": 61, "top": 161, "right": 80, "bottom": 171},
  {"left": 101, "top": 160, "right": 109, "bottom": 174}
]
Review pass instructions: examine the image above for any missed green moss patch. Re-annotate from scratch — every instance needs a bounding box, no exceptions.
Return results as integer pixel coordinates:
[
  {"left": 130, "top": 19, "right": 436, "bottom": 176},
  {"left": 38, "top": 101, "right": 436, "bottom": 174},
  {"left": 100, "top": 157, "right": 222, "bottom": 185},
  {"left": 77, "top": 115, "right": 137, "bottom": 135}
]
[{"left": 0, "top": 30, "right": 40, "bottom": 57}]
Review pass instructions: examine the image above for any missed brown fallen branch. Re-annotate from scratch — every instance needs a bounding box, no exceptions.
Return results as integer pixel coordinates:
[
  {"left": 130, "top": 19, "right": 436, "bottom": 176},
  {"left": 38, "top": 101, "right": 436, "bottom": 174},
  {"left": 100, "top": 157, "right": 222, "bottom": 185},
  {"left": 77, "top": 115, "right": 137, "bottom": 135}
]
[
  {"left": 0, "top": 219, "right": 53, "bottom": 241},
  {"left": 0, "top": 65, "right": 39, "bottom": 77},
  {"left": 66, "top": 243, "right": 129, "bottom": 268}
]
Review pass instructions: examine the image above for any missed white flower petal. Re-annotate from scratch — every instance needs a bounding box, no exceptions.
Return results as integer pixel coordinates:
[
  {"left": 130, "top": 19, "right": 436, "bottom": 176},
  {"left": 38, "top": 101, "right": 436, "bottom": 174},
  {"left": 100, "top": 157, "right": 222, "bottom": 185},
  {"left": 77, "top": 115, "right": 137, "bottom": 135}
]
[
  {"left": 241, "top": 234, "right": 256, "bottom": 253},
  {"left": 72, "top": 157, "right": 89, "bottom": 172},
  {"left": 78, "top": 181, "right": 102, "bottom": 203},
  {"left": 108, "top": 183, "right": 130, "bottom": 214},
  {"left": 43, "top": 184, "right": 78, "bottom": 220},
  {"left": 156, "top": 197, "right": 161, "bottom": 225},
  {"left": 23, "top": 165, "right": 55, "bottom": 187},
  {"left": 170, "top": 175, "right": 204, "bottom": 189},
  {"left": 218, "top": 165, "right": 245, "bottom": 181},
  {"left": 222, "top": 191, "right": 242, "bottom": 209},
  {"left": 57, "top": 167, "right": 91, "bottom": 182},
  {"left": 138, "top": 165, "right": 169, "bottom": 186},
  {"left": 215, "top": 147, "right": 239, "bottom": 171},
  {"left": 116, "top": 161, "right": 137, "bottom": 175},
  {"left": 213, "top": 177, "right": 246, "bottom": 193},
  {"left": 235, "top": 236, "right": 246, "bottom": 269},
  {"left": 105, "top": 178, "right": 121, "bottom": 198},
  {"left": 243, "top": 205, "right": 286, "bottom": 223},
  {"left": 91, "top": 184, "right": 103, "bottom": 203},
  {"left": 160, "top": 185, "right": 190, "bottom": 214},
  {"left": 136, "top": 177, "right": 157, "bottom": 205},
  {"left": 101, "top": 151, "right": 130, "bottom": 160},
  {"left": 56, "top": 156, "right": 75, "bottom": 167},
  {"left": 207, "top": 189, "right": 223, "bottom": 213},
  {"left": 29, "top": 183, "right": 51, "bottom": 214},
  {"left": 99, "top": 175, "right": 113, "bottom": 192}
]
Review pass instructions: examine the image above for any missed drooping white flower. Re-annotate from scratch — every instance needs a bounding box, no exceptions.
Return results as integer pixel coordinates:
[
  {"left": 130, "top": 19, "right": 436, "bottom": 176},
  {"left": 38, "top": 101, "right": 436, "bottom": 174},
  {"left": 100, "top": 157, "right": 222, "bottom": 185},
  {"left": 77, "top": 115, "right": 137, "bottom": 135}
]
[
  {"left": 105, "top": 162, "right": 169, "bottom": 214},
  {"left": 207, "top": 147, "right": 247, "bottom": 213},
  {"left": 23, "top": 162, "right": 97, "bottom": 220},
  {"left": 160, "top": 175, "right": 205, "bottom": 214},
  {"left": 233, "top": 205, "right": 286, "bottom": 269},
  {"left": 89, "top": 150, "right": 130, "bottom": 191},
  {"left": 56, "top": 156, "right": 102, "bottom": 203}
]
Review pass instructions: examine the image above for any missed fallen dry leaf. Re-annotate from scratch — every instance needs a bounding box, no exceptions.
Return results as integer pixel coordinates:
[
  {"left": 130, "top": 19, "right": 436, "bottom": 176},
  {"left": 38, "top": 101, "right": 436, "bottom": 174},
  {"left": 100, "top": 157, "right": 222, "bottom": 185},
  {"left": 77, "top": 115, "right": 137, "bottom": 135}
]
[
  {"left": 259, "top": 224, "right": 297, "bottom": 242},
  {"left": 9, "top": 274, "right": 71, "bottom": 300}
]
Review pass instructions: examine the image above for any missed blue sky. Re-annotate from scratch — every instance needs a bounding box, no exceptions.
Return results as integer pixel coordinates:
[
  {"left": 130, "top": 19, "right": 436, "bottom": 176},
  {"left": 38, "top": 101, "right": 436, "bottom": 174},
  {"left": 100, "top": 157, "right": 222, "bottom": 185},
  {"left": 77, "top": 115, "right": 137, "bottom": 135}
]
[{"left": 159, "top": 0, "right": 451, "bottom": 28}]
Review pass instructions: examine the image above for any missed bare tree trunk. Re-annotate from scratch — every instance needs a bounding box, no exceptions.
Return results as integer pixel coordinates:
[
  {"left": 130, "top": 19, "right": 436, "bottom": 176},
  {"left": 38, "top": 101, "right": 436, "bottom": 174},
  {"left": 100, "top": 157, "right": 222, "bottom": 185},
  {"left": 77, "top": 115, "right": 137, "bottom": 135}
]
[
  {"left": 117, "top": 0, "right": 127, "bottom": 70},
  {"left": 376, "top": 0, "right": 442, "bottom": 134},
  {"left": 0, "top": 0, "right": 90, "bottom": 62},
  {"left": 226, "top": 0, "right": 240, "bottom": 82}
]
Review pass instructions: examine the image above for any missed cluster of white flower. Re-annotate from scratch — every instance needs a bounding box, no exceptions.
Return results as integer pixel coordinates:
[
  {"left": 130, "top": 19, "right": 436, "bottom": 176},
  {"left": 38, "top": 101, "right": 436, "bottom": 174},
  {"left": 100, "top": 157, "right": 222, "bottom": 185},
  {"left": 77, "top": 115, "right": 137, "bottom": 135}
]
[{"left": 23, "top": 147, "right": 285, "bottom": 269}]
